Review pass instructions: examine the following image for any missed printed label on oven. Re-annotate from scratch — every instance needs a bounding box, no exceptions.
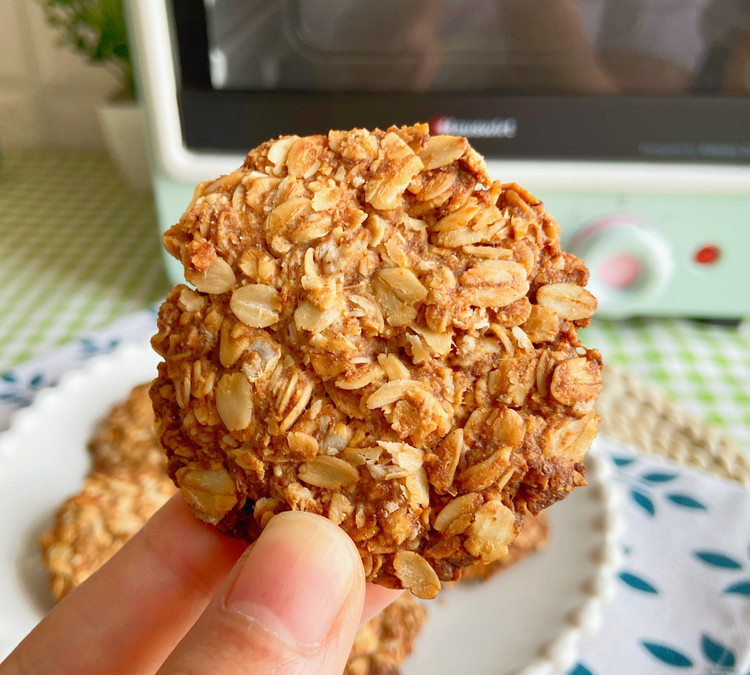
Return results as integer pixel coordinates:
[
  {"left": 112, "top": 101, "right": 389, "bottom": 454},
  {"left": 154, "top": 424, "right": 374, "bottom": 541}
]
[{"left": 430, "top": 116, "right": 518, "bottom": 139}]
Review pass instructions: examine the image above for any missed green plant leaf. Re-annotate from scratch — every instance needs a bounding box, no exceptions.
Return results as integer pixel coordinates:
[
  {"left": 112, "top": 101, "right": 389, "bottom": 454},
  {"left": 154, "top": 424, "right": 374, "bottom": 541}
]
[{"left": 37, "top": 0, "right": 133, "bottom": 97}]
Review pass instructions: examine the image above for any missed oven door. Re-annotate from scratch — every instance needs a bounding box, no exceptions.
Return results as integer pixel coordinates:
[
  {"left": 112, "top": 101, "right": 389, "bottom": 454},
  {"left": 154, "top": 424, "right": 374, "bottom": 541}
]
[{"left": 170, "top": 0, "right": 750, "bottom": 163}]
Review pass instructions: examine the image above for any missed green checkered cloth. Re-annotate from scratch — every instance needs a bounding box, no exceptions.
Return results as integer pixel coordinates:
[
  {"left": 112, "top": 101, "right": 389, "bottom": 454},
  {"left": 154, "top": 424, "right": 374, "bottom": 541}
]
[
  {"left": 0, "top": 149, "right": 748, "bottom": 452},
  {"left": 584, "top": 318, "right": 750, "bottom": 452},
  {"left": 0, "top": 149, "right": 169, "bottom": 369}
]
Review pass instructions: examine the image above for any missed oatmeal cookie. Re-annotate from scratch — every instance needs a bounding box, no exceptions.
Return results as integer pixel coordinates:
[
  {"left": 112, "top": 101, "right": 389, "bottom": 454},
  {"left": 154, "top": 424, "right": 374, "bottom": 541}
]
[
  {"left": 151, "top": 123, "right": 601, "bottom": 598},
  {"left": 40, "top": 470, "right": 176, "bottom": 600},
  {"left": 88, "top": 382, "right": 165, "bottom": 474},
  {"left": 346, "top": 593, "right": 427, "bottom": 675},
  {"left": 459, "top": 512, "right": 549, "bottom": 582}
]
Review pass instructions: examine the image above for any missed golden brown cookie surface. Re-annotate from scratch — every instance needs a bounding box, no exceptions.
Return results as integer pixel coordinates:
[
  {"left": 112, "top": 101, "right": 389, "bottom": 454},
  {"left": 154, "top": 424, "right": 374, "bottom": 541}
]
[
  {"left": 459, "top": 512, "right": 549, "bottom": 583},
  {"left": 151, "top": 123, "right": 601, "bottom": 598},
  {"left": 88, "top": 382, "right": 165, "bottom": 474},
  {"left": 346, "top": 593, "right": 427, "bottom": 675},
  {"left": 40, "top": 470, "right": 176, "bottom": 601}
]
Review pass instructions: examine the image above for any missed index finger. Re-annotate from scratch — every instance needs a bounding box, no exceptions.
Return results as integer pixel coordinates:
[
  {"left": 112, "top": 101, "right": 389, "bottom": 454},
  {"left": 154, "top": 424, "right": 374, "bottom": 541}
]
[
  {"left": 1, "top": 495, "right": 247, "bottom": 675},
  {"left": 1, "top": 495, "right": 402, "bottom": 675}
]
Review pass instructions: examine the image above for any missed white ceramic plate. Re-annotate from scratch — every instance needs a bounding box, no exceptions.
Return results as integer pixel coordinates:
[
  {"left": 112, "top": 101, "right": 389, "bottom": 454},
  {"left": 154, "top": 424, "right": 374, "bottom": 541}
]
[
  {"left": 405, "top": 449, "right": 621, "bottom": 675},
  {"left": 0, "top": 342, "right": 621, "bottom": 673}
]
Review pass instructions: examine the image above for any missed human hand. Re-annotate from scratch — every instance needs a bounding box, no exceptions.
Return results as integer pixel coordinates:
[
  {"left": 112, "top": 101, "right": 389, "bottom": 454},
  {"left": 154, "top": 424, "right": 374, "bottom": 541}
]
[{"left": 1, "top": 495, "right": 401, "bottom": 674}]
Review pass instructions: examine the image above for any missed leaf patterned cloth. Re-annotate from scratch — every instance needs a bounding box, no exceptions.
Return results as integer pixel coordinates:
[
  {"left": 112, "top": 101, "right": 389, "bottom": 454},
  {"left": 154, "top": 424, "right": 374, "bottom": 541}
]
[
  {"left": 0, "top": 309, "right": 157, "bottom": 431},
  {"left": 572, "top": 437, "right": 750, "bottom": 675}
]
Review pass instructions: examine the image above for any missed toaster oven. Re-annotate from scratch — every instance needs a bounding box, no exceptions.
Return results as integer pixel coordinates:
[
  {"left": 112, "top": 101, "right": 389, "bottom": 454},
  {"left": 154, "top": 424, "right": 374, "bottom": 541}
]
[{"left": 126, "top": 0, "right": 750, "bottom": 318}]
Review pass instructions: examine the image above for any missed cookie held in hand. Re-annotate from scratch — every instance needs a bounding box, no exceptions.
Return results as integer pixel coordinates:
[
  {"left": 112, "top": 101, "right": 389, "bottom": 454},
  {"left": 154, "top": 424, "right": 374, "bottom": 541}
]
[
  {"left": 459, "top": 512, "right": 549, "bottom": 583},
  {"left": 151, "top": 123, "right": 601, "bottom": 598}
]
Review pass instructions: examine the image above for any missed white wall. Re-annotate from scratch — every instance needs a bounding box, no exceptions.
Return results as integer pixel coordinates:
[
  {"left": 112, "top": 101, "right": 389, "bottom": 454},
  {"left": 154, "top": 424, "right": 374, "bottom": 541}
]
[{"left": 0, "top": 0, "right": 122, "bottom": 149}]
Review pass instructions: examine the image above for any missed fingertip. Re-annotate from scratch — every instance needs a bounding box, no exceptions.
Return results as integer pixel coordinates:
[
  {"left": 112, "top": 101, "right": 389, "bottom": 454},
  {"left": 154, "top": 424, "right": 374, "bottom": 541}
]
[
  {"left": 158, "top": 510, "right": 368, "bottom": 674},
  {"left": 361, "top": 585, "right": 404, "bottom": 627},
  {"left": 224, "top": 511, "right": 364, "bottom": 648}
]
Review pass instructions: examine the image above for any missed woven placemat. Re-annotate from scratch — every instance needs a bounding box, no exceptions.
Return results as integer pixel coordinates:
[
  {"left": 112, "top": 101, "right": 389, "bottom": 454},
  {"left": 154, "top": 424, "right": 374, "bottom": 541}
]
[{"left": 599, "top": 366, "right": 750, "bottom": 487}]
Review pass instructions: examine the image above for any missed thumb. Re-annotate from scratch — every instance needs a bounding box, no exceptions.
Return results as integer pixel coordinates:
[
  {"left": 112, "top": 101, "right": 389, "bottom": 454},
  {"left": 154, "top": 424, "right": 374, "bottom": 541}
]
[{"left": 158, "top": 510, "right": 366, "bottom": 675}]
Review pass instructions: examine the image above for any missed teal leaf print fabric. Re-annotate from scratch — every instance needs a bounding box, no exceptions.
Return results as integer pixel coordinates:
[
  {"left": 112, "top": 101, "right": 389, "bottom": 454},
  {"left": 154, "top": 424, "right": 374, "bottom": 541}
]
[
  {"left": 642, "top": 472, "right": 679, "bottom": 483},
  {"left": 665, "top": 494, "right": 707, "bottom": 510},
  {"left": 724, "top": 580, "right": 750, "bottom": 596},
  {"left": 613, "top": 456, "right": 636, "bottom": 467},
  {"left": 0, "top": 310, "right": 157, "bottom": 432},
  {"left": 630, "top": 489, "right": 656, "bottom": 516},
  {"left": 565, "top": 438, "right": 750, "bottom": 675},
  {"left": 642, "top": 641, "right": 694, "bottom": 668},
  {"left": 694, "top": 552, "right": 743, "bottom": 570},
  {"left": 701, "top": 634, "right": 736, "bottom": 668},
  {"left": 0, "top": 370, "right": 48, "bottom": 407},
  {"left": 618, "top": 571, "right": 659, "bottom": 594},
  {"left": 622, "top": 462, "right": 714, "bottom": 519}
]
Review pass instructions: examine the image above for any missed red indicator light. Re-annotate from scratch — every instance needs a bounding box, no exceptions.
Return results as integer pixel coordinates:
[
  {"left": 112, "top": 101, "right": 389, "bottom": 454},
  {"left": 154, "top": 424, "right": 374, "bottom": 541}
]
[{"left": 694, "top": 245, "right": 720, "bottom": 265}]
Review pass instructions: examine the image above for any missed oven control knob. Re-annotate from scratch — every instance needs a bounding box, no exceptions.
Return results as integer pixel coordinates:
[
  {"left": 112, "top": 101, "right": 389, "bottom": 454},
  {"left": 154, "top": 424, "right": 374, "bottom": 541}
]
[{"left": 568, "top": 218, "right": 672, "bottom": 318}]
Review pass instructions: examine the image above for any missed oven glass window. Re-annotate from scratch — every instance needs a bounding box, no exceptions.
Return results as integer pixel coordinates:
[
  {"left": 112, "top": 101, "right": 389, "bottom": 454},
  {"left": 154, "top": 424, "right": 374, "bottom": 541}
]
[{"left": 203, "top": 0, "right": 750, "bottom": 95}]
